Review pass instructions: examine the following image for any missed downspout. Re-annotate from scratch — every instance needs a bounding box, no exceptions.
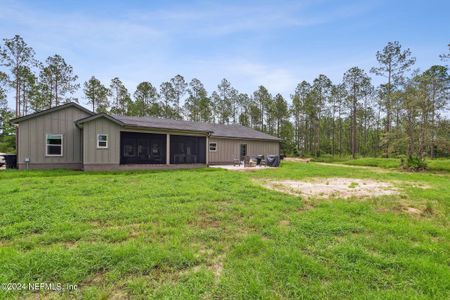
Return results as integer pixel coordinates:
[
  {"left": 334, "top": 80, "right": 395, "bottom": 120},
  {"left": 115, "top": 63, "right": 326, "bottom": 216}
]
[{"left": 166, "top": 134, "right": 170, "bottom": 165}]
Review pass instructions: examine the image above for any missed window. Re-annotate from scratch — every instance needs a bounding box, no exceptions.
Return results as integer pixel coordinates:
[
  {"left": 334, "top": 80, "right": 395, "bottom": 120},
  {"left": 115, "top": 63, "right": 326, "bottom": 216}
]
[
  {"left": 97, "top": 134, "right": 108, "bottom": 149},
  {"left": 209, "top": 142, "right": 217, "bottom": 152},
  {"left": 46, "top": 134, "right": 63, "bottom": 156}
]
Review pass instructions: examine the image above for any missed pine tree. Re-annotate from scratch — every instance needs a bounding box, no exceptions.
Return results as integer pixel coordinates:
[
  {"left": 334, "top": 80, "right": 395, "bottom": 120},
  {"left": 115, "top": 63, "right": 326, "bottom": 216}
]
[
  {"left": 0, "top": 35, "right": 37, "bottom": 117},
  {"left": 83, "top": 76, "right": 109, "bottom": 113},
  {"left": 185, "top": 78, "right": 211, "bottom": 122},
  {"left": 170, "top": 75, "right": 187, "bottom": 119},
  {"left": 343, "top": 67, "right": 373, "bottom": 159},
  {"left": 253, "top": 86, "right": 271, "bottom": 131},
  {"left": 237, "top": 93, "right": 251, "bottom": 127},
  {"left": 109, "top": 77, "right": 131, "bottom": 115},
  {"left": 291, "top": 81, "right": 311, "bottom": 153},
  {"left": 312, "top": 75, "right": 332, "bottom": 156},
  {"left": 132, "top": 81, "right": 160, "bottom": 117},
  {"left": 212, "top": 79, "right": 234, "bottom": 124},
  {"left": 39, "top": 54, "right": 79, "bottom": 107},
  {"left": 159, "top": 81, "right": 177, "bottom": 119},
  {"left": 273, "top": 93, "right": 289, "bottom": 137},
  {"left": 371, "top": 41, "right": 415, "bottom": 157}
]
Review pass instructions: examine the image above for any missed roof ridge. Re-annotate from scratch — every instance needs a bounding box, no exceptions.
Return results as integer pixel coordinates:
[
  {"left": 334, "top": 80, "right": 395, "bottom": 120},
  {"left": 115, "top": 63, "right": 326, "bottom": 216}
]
[{"left": 113, "top": 114, "right": 215, "bottom": 126}]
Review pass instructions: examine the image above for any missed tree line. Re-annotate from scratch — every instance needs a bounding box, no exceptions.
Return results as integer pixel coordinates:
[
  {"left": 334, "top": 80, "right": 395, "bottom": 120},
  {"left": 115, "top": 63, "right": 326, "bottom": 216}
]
[{"left": 1, "top": 35, "right": 449, "bottom": 159}]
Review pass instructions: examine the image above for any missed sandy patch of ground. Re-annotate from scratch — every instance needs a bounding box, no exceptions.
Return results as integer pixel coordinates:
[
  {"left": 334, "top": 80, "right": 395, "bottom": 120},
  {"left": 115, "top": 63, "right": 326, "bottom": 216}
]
[
  {"left": 285, "top": 157, "right": 312, "bottom": 163},
  {"left": 314, "top": 162, "right": 392, "bottom": 173},
  {"left": 260, "top": 177, "right": 399, "bottom": 199},
  {"left": 389, "top": 202, "right": 434, "bottom": 217}
]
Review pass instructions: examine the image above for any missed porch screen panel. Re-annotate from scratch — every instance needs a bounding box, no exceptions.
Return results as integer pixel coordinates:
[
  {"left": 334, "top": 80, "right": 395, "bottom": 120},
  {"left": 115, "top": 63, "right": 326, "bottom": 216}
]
[
  {"left": 170, "top": 135, "right": 206, "bottom": 164},
  {"left": 120, "top": 132, "right": 166, "bottom": 164}
]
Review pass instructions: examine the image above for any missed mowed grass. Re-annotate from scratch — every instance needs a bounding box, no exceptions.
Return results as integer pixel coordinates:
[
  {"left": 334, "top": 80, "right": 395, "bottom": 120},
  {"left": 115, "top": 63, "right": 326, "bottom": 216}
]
[
  {"left": 0, "top": 162, "right": 449, "bottom": 299},
  {"left": 313, "top": 156, "right": 450, "bottom": 171}
]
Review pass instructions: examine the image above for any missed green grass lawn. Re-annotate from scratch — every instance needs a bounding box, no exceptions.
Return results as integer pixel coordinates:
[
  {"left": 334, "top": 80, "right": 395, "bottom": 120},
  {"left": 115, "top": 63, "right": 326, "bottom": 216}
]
[
  {"left": 0, "top": 162, "right": 449, "bottom": 299},
  {"left": 312, "top": 156, "right": 450, "bottom": 172}
]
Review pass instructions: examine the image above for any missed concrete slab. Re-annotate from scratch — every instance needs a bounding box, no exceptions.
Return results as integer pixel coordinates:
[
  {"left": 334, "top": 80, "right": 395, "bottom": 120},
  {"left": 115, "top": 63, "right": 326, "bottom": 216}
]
[{"left": 209, "top": 164, "right": 272, "bottom": 171}]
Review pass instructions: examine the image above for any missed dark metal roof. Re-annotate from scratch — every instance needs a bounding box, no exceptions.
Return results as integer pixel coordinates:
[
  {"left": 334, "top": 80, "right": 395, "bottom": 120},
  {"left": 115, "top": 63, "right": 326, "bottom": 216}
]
[
  {"left": 113, "top": 115, "right": 281, "bottom": 141},
  {"left": 75, "top": 113, "right": 125, "bottom": 127},
  {"left": 11, "top": 102, "right": 280, "bottom": 141},
  {"left": 10, "top": 102, "right": 94, "bottom": 124}
]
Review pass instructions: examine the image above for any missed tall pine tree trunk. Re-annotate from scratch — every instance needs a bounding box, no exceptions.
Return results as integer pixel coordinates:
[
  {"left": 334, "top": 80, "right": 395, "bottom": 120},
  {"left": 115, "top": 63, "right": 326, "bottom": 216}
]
[
  {"left": 15, "top": 69, "right": 20, "bottom": 117},
  {"left": 385, "top": 68, "right": 392, "bottom": 158},
  {"left": 352, "top": 96, "right": 357, "bottom": 159},
  {"left": 317, "top": 114, "right": 321, "bottom": 157}
]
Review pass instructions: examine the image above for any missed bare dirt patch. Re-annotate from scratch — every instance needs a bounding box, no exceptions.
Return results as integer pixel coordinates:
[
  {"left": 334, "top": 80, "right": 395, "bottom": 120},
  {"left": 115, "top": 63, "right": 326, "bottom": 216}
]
[
  {"left": 285, "top": 157, "right": 312, "bottom": 163},
  {"left": 391, "top": 202, "right": 434, "bottom": 217},
  {"left": 260, "top": 177, "right": 399, "bottom": 199},
  {"left": 314, "top": 162, "right": 391, "bottom": 173},
  {"left": 279, "top": 220, "right": 291, "bottom": 226}
]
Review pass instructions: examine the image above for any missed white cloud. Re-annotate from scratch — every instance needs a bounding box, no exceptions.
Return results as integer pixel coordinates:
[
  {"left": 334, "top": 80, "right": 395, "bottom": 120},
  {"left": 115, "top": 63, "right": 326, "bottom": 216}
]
[
  {"left": 0, "top": 0, "right": 380, "bottom": 108},
  {"left": 126, "top": 1, "right": 375, "bottom": 37}
]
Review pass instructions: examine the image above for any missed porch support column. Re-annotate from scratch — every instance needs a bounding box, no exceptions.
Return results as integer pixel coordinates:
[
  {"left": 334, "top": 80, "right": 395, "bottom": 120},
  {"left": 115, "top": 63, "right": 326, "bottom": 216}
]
[
  {"left": 206, "top": 135, "right": 209, "bottom": 166},
  {"left": 166, "top": 134, "right": 170, "bottom": 165}
]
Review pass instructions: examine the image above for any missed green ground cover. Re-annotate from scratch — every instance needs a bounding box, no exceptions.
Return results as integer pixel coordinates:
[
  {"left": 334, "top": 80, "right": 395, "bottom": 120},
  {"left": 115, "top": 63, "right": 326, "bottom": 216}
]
[
  {"left": 312, "top": 156, "right": 450, "bottom": 171},
  {"left": 0, "top": 161, "right": 449, "bottom": 299}
]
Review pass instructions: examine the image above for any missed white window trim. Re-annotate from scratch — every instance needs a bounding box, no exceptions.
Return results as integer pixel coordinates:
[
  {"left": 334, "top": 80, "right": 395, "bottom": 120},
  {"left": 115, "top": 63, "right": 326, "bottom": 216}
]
[
  {"left": 209, "top": 142, "right": 217, "bottom": 152},
  {"left": 45, "top": 134, "right": 63, "bottom": 157},
  {"left": 97, "top": 134, "right": 109, "bottom": 149}
]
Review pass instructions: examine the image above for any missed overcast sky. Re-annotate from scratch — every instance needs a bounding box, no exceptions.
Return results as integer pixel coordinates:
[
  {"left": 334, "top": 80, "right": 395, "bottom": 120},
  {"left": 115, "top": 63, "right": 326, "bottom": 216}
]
[{"left": 1, "top": 0, "right": 449, "bottom": 109}]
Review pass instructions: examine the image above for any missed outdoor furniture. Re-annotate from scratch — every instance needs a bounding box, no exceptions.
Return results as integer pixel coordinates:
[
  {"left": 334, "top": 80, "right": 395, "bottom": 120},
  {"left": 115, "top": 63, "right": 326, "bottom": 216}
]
[
  {"left": 260, "top": 155, "right": 267, "bottom": 166},
  {"left": 244, "top": 156, "right": 257, "bottom": 167},
  {"left": 2, "top": 154, "right": 17, "bottom": 169},
  {"left": 233, "top": 159, "right": 241, "bottom": 166},
  {"left": 266, "top": 155, "right": 280, "bottom": 167},
  {"left": 185, "top": 154, "right": 197, "bottom": 163},
  {"left": 243, "top": 156, "right": 248, "bottom": 167},
  {"left": 243, "top": 156, "right": 250, "bottom": 167}
]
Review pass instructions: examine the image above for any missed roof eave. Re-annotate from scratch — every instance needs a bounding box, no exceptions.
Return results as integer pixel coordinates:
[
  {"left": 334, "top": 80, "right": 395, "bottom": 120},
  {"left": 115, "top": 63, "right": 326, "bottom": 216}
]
[
  {"left": 123, "top": 124, "right": 212, "bottom": 135},
  {"left": 10, "top": 102, "right": 94, "bottom": 124},
  {"left": 76, "top": 115, "right": 211, "bottom": 135},
  {"left": 75, "top": 113, "right": 125, "bottom": 128},
  {"left": 210, "top": 135, "right": 281, "bottom": 142}
]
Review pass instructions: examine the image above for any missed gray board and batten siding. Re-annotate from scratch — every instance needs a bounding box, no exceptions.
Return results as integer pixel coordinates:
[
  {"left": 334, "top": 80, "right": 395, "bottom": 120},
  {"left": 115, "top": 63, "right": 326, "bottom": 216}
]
[
  {"left": 11, "top": 103, "right": 281, "bottom": 170},
  {"left": 14, "top": 104, "right": 92, "bottom": 169}
]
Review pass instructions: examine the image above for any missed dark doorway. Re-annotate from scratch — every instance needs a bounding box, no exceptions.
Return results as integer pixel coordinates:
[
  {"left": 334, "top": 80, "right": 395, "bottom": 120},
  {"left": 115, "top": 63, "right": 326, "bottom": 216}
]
[
  {"left": 120, "top": 132, "right": 166, "bottom": 164},
  {"left": 240, "top": 144, "right": 247, "bottom": 160},
  {"left": 170, "top": 135, "right": 206, "bottom": 164}
]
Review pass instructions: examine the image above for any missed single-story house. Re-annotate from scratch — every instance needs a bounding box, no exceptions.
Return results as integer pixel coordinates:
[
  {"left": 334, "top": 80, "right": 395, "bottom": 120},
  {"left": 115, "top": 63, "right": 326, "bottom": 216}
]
[{"left": 10, "top": 102, "right": 280, "bottom": 170}]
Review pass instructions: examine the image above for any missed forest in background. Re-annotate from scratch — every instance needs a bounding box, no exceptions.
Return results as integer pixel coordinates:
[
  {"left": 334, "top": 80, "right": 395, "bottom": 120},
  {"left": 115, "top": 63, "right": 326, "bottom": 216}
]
[{"left": 1, "top": 35, "right": 449, "bottom": 160}]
